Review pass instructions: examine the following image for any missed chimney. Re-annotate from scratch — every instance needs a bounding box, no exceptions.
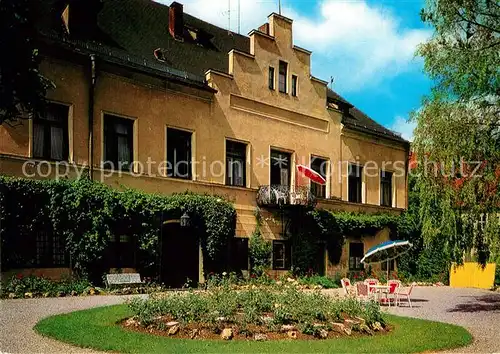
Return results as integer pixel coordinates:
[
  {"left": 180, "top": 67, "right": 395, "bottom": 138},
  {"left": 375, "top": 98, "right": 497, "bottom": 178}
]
[
  {"left": 258, "top": 23, "right": 269, "bottom": 35},
  {"left": 169, "top": 2, "right": 184, "bottom": 40}
]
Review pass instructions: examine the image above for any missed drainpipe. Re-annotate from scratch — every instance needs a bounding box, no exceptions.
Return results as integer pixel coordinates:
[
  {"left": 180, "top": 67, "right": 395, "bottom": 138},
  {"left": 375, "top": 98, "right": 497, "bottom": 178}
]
[{"left": 88, "top": 54, "right": 96, "bottom": 179}]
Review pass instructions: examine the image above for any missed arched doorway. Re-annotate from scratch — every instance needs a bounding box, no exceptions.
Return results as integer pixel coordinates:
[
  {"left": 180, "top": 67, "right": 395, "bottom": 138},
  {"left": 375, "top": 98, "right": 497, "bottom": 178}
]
[{"left": 160, "top": 221, "right": 199, "bottom": 288}]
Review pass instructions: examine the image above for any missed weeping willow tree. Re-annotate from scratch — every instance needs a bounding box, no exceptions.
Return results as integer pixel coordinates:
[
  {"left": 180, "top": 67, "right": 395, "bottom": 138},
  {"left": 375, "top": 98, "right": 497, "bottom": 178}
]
[{"left": 412, "top": 0, "right": 500, "bottom": 264}]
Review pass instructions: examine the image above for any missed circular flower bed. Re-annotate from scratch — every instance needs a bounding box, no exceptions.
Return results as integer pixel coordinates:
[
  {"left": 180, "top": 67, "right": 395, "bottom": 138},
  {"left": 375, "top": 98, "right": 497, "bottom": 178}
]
[{"left": 124, "top": 284, "right": 388, "bottom": 341}]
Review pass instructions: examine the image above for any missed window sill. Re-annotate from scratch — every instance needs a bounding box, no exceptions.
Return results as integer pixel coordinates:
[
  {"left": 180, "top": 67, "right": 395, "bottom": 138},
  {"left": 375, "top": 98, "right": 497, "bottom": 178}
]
[
  {"left": 167, "top": 176, "right": 193, "bottom": 181},
  {"left": 225, "top": 183, "right": 248, "bottom": 189},
  {"left": 31, "top": 157, "right": 71, "bottom": 163}
]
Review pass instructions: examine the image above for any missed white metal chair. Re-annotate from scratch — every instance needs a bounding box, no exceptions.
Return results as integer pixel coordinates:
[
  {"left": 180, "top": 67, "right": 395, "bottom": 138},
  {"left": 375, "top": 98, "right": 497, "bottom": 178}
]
[
  {"left": 396, "top": 283, "right": 415, "bottom": 308},
  {"left": 341, "top": 278, "right": 352, "bottom": 296},
  {"left": 385, "top": 280, "right": 401, "bottom": 307},
  {"left": 356, "top": 282, "right": 376, "bottom": 301},
  {"left": 364, "top": 278, "right": 379, "bottom": 294}
]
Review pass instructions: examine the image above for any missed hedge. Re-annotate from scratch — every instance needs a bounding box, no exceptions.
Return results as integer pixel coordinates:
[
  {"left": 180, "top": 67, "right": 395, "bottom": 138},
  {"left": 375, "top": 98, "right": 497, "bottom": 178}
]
[{"left": 0, "top": 176, "right": 236, "bottom": 281}]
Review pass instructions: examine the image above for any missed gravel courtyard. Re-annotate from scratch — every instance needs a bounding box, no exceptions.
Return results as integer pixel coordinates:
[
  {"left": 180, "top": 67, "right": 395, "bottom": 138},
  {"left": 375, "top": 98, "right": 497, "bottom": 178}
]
[
  {"left": 386, "top": 286, "right": 500, "bottom": 353},
  {"left": 0, "top": 287, "right": 498, "bottom": 353},
  {"left": 0, "top": 295, "right": 144, "bottom": 353}
]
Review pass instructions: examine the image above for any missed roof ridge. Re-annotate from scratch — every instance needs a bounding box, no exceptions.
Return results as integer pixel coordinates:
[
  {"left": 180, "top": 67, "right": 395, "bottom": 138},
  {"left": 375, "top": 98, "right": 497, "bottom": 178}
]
[{"left": 149, "top": 0, "right": 251, "bottom": 42}]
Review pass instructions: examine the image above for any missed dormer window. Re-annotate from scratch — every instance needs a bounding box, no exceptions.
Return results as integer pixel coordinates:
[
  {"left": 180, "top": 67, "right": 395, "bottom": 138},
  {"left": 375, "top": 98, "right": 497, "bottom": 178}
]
[{"left": 279, "top": 61, "right": 287, "bottom": 93}]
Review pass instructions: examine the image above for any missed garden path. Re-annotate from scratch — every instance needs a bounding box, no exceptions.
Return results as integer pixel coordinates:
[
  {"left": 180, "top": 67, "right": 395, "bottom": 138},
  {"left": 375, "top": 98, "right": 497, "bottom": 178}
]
[
  {"left": 1, "top": 287, "right": 499, "bottom": 353},
  {"left": 0, "top": 294, "right": 145, "bottom": 353},
  {"left": 385, "top": 286, "right": 500, "bottom": 353}
]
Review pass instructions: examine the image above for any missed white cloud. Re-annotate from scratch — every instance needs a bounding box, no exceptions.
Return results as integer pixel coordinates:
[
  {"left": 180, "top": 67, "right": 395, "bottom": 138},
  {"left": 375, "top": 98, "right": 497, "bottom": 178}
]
[
  {"left": 291, "top": 1, "right": 430, "bottom": 91},
  {"left": 155, "top": 0, "right": 282, "bottom": 34},
  {"left": 155, "top": 0, "right": 430, "bottom": 92},
  {"left": 390, "top": 116, "right": 416, "bottom": 141}
]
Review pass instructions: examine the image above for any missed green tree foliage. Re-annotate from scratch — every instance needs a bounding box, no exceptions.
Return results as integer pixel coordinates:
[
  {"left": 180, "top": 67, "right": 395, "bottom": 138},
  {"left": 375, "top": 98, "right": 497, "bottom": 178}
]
[
  {"left": 289, "top": 209, "right": 410, "bottom": 275},
  {"left": 0, "top": 0, "right": 52, "bottom": 124},
  {"left": 396, "top": 175, "right": 451, "bottom": 283},
  {"left": 248, "top": 208, "right": 272, "bottom": 275},
  {"left": 412, "top": 0, "right": 500, "bottom": 264},
  {"left": 0, "top": 176, "right": 236, "bottom": 281}
]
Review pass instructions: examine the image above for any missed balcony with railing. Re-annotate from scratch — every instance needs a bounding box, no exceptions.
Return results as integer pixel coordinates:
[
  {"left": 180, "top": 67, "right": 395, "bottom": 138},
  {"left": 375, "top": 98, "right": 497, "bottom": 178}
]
[{"left": 256, "top": 185, "right": 316, "bottom": 208}]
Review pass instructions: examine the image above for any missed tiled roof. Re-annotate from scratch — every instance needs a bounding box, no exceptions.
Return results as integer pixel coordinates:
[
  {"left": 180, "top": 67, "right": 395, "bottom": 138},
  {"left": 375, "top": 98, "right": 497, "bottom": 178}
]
[
  {"left": 35, "top": 0, "right": 408, "bottom": 144},
  {"left": 327, "top": 89, "right": 407, "bottom": 143}
]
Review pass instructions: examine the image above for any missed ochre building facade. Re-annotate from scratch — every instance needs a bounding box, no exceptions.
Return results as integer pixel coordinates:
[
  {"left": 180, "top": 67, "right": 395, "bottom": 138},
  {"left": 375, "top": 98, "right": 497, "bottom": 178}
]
[{"left": 0, "top": 0, "right": 409, "bottom": 282}]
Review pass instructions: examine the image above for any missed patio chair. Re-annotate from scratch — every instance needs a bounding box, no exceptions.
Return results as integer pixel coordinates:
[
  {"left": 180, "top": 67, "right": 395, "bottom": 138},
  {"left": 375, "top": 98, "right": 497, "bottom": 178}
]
[
  {"left": 355, "top": 282, "right": 374, "bottom": 301},
  {"left": 356, "top": 281, "right": 367, "bottom": 296},
  {"left": 364, "top": 278, "right": 379, "bottom": 294},
  {"left": 341, "top": 278, "right": 352, "bottom": 295},
  {"left": 396, "top": 283, "right": 415, "bottom": 308},
  {"left": 384, "top": 280, "right": 401, "bottom": 307}
]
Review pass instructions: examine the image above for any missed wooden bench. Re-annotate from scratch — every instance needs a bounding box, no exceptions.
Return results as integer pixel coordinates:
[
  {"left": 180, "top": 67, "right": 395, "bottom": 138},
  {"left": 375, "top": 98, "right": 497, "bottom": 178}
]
[{"left": 105, "top": 273, "right": 143, "bottom": 288}]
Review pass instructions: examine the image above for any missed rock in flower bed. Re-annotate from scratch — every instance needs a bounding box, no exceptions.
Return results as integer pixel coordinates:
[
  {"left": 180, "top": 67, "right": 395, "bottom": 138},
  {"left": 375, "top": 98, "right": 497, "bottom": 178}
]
[{"left": 125, "top": 283, "right": 388, "bottom": 341}]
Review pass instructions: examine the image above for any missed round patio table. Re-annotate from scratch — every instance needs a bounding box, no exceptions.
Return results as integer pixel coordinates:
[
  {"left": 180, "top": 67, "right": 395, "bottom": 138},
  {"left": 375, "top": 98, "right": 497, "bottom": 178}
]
[{"left": 368, "top": 285, "right": 392, "bottom": 304}]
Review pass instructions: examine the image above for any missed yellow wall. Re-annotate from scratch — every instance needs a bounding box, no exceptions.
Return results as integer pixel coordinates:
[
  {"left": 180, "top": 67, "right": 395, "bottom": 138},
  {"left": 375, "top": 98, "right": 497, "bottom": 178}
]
[
  {"left": 0, "top": 12, "right": 408, "bottom": 274},
  {"left": 450, "top": 262, "right": 496, "bottom": 289}
]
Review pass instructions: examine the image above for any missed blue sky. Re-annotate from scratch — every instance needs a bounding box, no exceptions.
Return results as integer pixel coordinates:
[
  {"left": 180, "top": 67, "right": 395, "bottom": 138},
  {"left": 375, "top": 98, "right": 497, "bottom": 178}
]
[{"left": 157, "top": 0, "right": 433, "bottom": 140}]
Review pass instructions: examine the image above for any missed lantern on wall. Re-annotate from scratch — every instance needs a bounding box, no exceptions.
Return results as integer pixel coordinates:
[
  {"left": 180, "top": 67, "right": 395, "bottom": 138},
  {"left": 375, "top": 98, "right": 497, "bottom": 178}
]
[{"left": 180, "top": 211, "right": 190, "bottom": 227}]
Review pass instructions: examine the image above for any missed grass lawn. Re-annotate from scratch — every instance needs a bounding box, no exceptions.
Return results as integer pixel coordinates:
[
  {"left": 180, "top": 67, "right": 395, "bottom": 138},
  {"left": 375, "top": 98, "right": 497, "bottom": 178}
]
[{"left": 34, "top": 304, "right": 472, "bottom": 353}]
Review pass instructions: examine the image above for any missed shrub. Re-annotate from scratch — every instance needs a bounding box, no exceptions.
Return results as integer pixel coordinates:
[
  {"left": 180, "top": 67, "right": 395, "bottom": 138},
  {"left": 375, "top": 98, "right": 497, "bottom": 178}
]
[
  {"left": 1, "top": 274, "right": 93, "bottom": 298},
  {"left": 248, "top": 210, "right": 272, "bottom": 276},
  {"left": 128, "top": 283, "right": 385, "bottom": 335},
  {"left": 297, "top": 275, "right": 338, "bottom": 289},
  {"left": 0, "top": 176, "right": 236, "bottom": 281}
]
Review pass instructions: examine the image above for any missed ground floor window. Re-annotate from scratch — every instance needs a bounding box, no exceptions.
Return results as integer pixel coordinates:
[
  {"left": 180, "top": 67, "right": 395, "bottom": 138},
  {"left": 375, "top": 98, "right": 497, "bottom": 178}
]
[
  {"left": 229, "top": 237, "right": 249, "bottom": 271},
  {"left": 272, "top": 240, "right": 291, "bottom": 270},
  {"left": 108, "top": 234, "right": 135, "bottom": 268},
  {"left": 35, "top": 230, "right": 67, "bottom": 267},
  {"left": 349, "top": 242, "right": 364, "bottom": 270},
  {"left": 381, "top": 259, "right": 396, "bottom": 272}
]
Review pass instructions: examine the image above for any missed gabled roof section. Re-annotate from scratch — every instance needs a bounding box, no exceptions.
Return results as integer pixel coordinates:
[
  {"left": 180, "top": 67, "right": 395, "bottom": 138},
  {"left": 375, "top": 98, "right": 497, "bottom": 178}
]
[
  {"left": 35, "top": 0, "right": 408, "bottom": 144},
  {"left": 35, "top": 0, "right": 249, "bottom": 80},
  {"left": 327, "top": 89, "right": 408, "bottom": 144}
]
